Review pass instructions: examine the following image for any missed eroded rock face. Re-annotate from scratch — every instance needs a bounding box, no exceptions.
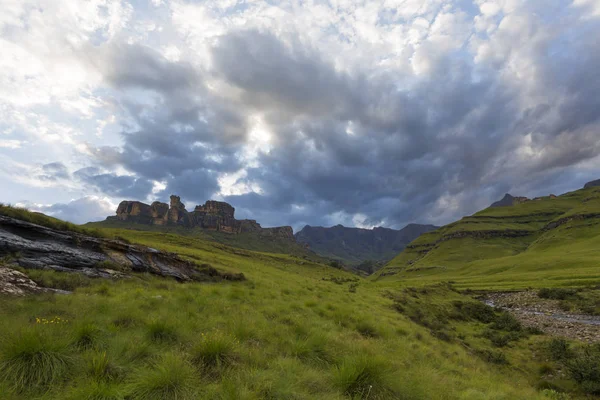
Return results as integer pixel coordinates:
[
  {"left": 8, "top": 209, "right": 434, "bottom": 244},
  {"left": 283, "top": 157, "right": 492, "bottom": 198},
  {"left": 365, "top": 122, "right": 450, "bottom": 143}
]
[
  {"left": 0, "top": 216, "right": 245, "bottom": 282},
  {"left": 0, "top": 267, "right": 42, "bottom": 296},
  {"left": 108, "top": 195, "right": 295, "bottom": 239}
]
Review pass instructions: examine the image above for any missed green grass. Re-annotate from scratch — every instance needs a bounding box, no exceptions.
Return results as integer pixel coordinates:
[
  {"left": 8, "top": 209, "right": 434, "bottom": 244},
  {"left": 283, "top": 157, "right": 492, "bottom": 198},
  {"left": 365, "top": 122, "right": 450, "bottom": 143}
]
[
  {"left": 0, "top": 204, "right": 107, "bottom": 238},
  {"left": 377, "top": 186, "right": 600, "bottom": 289},
  {"left": 1, "top": 211, "right": 597, "bottom": 398}
]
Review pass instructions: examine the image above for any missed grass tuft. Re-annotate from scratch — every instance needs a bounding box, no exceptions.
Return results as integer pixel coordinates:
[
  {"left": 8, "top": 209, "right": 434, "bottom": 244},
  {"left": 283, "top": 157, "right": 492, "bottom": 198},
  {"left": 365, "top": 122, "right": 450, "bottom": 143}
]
[
  {"left": 73, "top": 323, "right": 103, "bottom": 350},
  {"left": 127, "top": 353, "right": 196, "bottom": 400},
  {"left": 0, "top": 329, "right": 72, "bottom": 393},
  {"left": 190, "top": 331, "right": 237, "bottom": 371},
  {"left": 333, "top": 355, "right": 393, "bottom": 399},
  {"left": 146, "top": 320, "right": 179, "bottom": 343}
]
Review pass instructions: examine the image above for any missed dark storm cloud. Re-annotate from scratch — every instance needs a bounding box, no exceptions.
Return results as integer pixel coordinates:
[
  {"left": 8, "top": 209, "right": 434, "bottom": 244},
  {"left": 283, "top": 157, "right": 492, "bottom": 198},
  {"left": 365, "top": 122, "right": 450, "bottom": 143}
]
[
  {"left": 74, "top": 167, "right": 154, "bottom": 199},
  {"left": 83, "top": 4, "right": 600, "bottom": 230},
  {"left": 213, "top": 20, "right": 600, "bottom": 229}
]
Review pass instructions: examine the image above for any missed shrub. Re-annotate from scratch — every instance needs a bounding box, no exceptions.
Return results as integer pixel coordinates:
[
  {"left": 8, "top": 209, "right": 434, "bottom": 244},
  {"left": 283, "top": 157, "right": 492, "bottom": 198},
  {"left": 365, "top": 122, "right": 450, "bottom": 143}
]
[
  {"left": 0, "top": 329, "right": 72, "bottom": 393},
  {"left": 538, "top": 288, "right": 578, "bottom": 301},
  {"left": 451, "top": 301, "right": 496, "bottom": 323},
  {"left": 475, "top": 349, "right": 508, "bottom": 365},
  {"left": 547, "top": 338, "right": 572, "bottom": 361},
  {"left": 127, "top": 353, "right": 196, "bottom": 400},
  {"left": 489, "top": 312, "right": 521, "bottom": 332},
  {"left": 565, "top": 346, "right": 600, "bottom": 394}
]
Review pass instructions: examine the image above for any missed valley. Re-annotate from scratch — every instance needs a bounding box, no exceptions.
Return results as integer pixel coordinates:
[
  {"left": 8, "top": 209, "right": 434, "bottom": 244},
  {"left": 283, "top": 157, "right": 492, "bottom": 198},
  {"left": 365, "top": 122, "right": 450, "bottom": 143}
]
[{"left": 0, "top": 182, "right": 599, "bottom": 399}]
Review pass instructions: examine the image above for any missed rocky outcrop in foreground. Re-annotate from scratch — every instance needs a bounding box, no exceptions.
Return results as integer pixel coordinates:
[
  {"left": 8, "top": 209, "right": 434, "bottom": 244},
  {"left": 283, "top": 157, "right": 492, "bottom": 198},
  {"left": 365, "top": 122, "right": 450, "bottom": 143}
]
[
  {"left": 0, "top": 216, "right": 244, "bottom": 282},
  {"left": 109, "top": 195, "right": 294, "bottom": 240}
]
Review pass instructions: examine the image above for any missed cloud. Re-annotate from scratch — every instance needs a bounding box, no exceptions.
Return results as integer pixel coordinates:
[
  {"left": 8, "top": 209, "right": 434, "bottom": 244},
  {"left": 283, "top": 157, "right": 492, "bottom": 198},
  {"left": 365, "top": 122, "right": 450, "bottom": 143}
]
[
  {"left": 2, "top": 0, "right": 600, "bottom": 230},
  {"left": 20, "top": 196, "right": 116, "bottom": 224}
]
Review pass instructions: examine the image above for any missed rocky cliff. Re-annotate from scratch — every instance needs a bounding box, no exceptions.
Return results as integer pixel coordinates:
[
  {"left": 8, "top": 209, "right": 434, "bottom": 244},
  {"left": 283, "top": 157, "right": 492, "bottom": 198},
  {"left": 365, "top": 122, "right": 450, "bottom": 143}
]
[
  {"left": 0, "top": 215, "right": 244, "bottom": 282},
  {"left": 108, "top": 195, "right": 294, "bottom": 240}
]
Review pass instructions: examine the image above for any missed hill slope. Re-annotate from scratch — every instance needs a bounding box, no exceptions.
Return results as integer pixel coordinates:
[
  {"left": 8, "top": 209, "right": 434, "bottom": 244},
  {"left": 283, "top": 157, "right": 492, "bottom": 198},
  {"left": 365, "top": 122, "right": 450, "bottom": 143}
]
[
  {"left": 295, "top": 224, "right": 438, "bottom": 266},
  {"left": 376, "top": 184, "right": 600, "bottom": 289}
]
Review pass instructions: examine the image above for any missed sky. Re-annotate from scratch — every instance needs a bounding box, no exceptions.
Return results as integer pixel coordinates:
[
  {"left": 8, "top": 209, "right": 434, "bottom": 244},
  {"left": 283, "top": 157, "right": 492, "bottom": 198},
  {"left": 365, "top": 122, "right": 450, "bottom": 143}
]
[{"left": 1, "top": 0, "right": 600, "bottom": 231}]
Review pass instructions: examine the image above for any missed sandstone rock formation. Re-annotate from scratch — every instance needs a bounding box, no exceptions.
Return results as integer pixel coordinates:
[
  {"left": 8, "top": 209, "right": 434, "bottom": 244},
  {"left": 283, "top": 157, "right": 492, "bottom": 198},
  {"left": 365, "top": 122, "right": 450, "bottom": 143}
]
[
  {"left": 0, "top": 215, "right": 244, "bottom": 282},
  {"left": 109, "top": 196, "right": 294, "bottom": 240}
]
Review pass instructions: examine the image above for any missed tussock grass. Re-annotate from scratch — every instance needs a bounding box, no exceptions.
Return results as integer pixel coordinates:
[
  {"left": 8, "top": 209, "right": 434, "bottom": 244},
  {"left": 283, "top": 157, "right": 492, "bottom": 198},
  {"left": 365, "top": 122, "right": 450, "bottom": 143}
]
[
  {"left": 146, "top": 320, "right": 179, "bottom": 343},
  {"left": 333, "top": 354, "right": 394, "bottom": 399},
  {"left": 0, "top": 329, "right": 72, "bottom": 393},
  {"left": 190, "top": 331, "right": 238, "bottom": 371},
  {"left": 65, "top": 381, "right": 124, "bottom": 400},
  {"left": 126, "top": 353, "right": 197, "bottom": 400},
  {"left": 73, "top": 323, "right": 104, "bottom": 350}
]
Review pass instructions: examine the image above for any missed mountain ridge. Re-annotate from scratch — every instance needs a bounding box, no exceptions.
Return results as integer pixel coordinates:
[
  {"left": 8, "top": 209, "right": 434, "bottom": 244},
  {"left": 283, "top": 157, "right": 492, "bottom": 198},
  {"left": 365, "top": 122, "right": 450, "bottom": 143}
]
[{"left": 295, "top": 222, "right": 438, "bottom": 268}]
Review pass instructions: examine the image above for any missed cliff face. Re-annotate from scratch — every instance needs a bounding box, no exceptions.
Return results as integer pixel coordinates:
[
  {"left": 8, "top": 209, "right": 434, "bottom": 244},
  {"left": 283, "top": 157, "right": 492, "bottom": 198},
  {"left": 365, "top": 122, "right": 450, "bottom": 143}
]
[{"left": 109, "top": 195, "right": 294, "bottom": 240}]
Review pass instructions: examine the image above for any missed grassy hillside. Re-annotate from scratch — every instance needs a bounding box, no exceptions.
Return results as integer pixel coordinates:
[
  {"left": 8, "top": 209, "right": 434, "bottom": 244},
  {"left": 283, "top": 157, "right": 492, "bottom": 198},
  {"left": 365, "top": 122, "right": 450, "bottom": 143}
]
[
  {"left": 4, "top": 219, "right": 596, "bottom": 399},
  {"left": 376, "top": 186, "right": 600, "bottom": 289},
  {"left": 87, "top": 219, "right": 327, "bottom": 263},
  {"left": 295, "top": 224, "right": 438, "bottom": 267}
]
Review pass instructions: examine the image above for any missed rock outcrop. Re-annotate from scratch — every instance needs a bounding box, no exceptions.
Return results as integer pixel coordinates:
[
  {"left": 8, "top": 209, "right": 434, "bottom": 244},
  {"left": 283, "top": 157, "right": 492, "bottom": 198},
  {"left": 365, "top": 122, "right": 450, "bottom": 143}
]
[
  {"left": 0, "top": 215, "right": 244, "bottom": 282},
  {"left": 490, "top": 193, "right": 529, "bottom": 207},
  {"left": 110, "top": 195, "right": 294, "bottom": 240}
]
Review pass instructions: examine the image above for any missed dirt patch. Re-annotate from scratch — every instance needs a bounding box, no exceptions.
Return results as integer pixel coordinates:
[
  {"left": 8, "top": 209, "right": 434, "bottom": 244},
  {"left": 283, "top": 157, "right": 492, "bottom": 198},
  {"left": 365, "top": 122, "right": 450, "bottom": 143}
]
[{"left": 482, "top": 291, "right": 600, "bottom": 343}]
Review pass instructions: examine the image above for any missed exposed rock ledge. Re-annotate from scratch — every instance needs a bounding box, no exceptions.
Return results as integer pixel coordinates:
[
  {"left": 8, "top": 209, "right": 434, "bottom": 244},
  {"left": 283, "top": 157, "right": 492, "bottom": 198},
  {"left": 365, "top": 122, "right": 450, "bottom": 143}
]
[
  {"left": 0, "top": 216, "right": 244, "bottom": 283},
  {"left": 108, "top": 195, "right": 294, "bottom": 240}
]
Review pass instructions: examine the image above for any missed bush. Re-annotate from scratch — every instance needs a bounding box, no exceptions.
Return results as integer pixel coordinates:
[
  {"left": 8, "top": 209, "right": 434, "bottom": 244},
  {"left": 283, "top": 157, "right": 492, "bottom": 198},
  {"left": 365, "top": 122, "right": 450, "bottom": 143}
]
[
  {"left": 565, "top": 346, "right": 600, "bottom": 394},
  {"left": 475, "top": 349, "right": 508, "bottom": 365},
  {"left": 127, "top": 353, "right": 197, "bottom": 400},
  {"left": 489, "top": 312, "right": 522, "bottom": 332},
  {"left": 0, "top": 329, "right": 72, "bottom": 393},
  {"left": 547, "top": 338, "right": 572, "bottom": 361},
  {"left": 452, "top": 301, "right": 496, "bottom": 323},
  {"left": 538, "top": 288, "right": 578, "bottom": 301}
]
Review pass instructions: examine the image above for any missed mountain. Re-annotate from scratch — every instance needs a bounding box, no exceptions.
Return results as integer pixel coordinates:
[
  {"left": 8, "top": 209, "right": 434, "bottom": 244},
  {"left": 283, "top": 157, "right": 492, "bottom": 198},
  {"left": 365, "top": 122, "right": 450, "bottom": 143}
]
[
  {"left": 376, "top": 182, "right": 600, "bottom": 289},
  {"left": 584, "top": 178, "right": 600, "bottom": 189},
  {"left": 295, "top": 223, "right": 438, "bottom": 268},
  {"left": 86, "top": 195, "right": 326, "bottom": 262},
  {"left": 489, "top": 193, "right": 529, "bottom": 207}
]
